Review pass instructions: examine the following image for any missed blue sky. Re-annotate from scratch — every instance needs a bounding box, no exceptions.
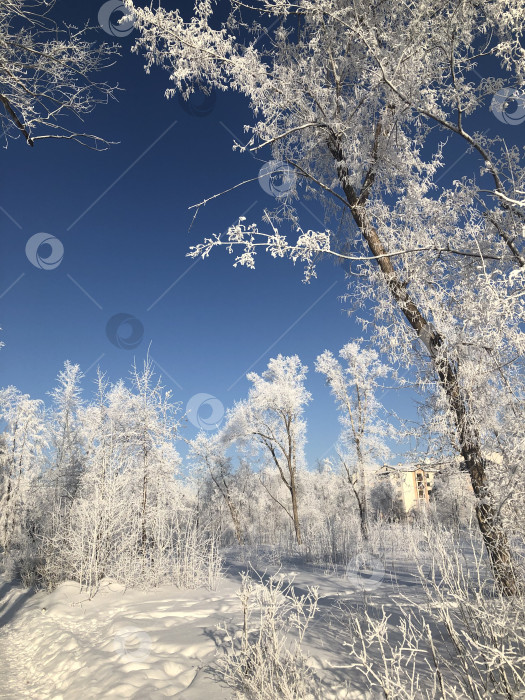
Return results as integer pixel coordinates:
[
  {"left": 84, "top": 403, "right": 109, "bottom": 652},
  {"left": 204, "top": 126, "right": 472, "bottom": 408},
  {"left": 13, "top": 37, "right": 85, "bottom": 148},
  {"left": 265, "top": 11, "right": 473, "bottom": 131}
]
[{"left": 1, "top": 0, "right": 520, "bottom": 467}]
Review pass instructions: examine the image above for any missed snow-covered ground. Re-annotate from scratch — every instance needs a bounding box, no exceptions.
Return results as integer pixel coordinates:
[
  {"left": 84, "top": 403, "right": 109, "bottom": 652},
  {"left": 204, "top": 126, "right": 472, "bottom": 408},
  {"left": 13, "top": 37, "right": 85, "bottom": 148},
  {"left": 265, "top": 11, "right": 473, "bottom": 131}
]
[
  {"left": 1, "top": 542, "right": 516, "bottom": 700},
  {"left": 0, "top": 574, "right": 242, "bottom": 699},
  {"left": 0, "top": 549, "right": 429, "bottom": 699}
]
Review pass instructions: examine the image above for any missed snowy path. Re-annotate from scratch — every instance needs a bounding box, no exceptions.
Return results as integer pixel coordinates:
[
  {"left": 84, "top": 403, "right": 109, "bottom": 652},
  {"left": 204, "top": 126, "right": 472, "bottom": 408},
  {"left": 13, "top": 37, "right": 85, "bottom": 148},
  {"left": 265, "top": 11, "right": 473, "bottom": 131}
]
[
  {"left": 0, "top": 577, "right": 240, "bottom": 699},
  {"left": 0, "top": 583, "right": 37, "bottom": 699},
  {"left": 0, "top": 626, "right": 25, "bottom": 699}
]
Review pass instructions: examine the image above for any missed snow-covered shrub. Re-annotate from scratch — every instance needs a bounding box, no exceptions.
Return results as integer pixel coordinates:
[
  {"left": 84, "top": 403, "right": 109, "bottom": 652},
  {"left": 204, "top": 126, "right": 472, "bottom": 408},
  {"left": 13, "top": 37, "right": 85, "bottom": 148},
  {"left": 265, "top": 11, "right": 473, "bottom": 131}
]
[
  {"left": 298, "top": 464, "right": 360, "bottom": 567},
  {"left": 342, "top": 521, "right": 525, "bottom": 699},
  {"left": 217, "top": 570, "right": 322, "bottom": 699},
  {"left": 428, "top": 468, "right": 476, "bottom": 531},
  {"left": 369, "top": 479, "right": 404, "bottom": 522},
  {"left": 169, "top": 515, "right": 222, "bottom": 590},
  {"left": 9, "top": 361, "right": 222, "bottom": 594},
  {"left": 40, "top": 484, "right": 222, "bottom": 594}
]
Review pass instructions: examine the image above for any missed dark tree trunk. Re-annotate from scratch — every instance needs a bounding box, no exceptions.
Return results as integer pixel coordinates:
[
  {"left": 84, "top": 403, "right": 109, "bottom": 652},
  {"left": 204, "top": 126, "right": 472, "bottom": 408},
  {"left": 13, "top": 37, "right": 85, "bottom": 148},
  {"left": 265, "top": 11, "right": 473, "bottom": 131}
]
[
  {"left": 330, "top": 134, "right": 521, "bottom": 595},
  {"left": 356, "top": 211, "right": 521, "bottom": 595}
]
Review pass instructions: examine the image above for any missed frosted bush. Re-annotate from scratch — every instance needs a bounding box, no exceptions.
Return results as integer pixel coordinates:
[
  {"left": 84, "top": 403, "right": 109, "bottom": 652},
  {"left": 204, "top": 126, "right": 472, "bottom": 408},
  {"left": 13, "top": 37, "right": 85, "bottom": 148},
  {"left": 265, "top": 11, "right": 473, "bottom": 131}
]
[{"left": 217, "top": 570, "right": 322, "bottom": 699}]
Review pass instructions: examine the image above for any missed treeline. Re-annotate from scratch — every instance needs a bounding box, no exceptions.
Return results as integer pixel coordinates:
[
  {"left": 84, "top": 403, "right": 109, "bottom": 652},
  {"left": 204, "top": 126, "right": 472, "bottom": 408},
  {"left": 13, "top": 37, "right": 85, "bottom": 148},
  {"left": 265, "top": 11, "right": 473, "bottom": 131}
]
[{"left": 0, "top": 351, "right": 490, "bottom": 594}]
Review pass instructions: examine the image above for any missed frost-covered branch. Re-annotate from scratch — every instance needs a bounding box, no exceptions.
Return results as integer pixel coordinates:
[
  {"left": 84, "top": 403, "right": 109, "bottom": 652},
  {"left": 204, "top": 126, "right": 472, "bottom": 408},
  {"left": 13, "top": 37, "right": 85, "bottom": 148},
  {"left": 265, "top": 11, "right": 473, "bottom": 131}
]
[{"left": 0, "top": 0, "right": 119, "bottom": 148}]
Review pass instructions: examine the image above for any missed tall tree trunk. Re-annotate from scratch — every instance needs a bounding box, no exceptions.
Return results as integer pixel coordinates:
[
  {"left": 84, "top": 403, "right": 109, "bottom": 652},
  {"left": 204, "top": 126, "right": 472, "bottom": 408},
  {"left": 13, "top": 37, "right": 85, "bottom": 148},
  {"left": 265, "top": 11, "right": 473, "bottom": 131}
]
[
  {"left": 356, "top": 446, "right": 370, "bottom": 543},
  {"left": 331, "top": 137, "right": 521, "bottom": 594},
  {"left": 1, "top": 477, "right": 12, "bottom": 552},
  {"left": 227, "top": 499, "right": 244, "bottom": 545},
  {"left": 287, "top": 427, "right": 303, "bottom": 546},
  {"left": 289, "top": 478, "right": 302, "bottom": 545},
  {"left": 357, "top": 210, "right": 520, "bottom": 594},
  {"left": 210, "top": 472, "right": 245, "bottom": 545},
  {"left": 260, "top": 437, "right": 303, "bottom": 546},
  {"left": 342, "top": 455, "right": 369, "bottom": 543}
]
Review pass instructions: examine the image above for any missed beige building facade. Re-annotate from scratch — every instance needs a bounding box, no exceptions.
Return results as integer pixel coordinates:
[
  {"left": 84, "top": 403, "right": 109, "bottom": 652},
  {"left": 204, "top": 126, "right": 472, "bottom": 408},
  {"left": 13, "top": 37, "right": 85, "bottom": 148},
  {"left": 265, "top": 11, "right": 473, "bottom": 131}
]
[
  {"left": 372, "top": 464, "right": 437, "bottom": 513},
  {"left": 372, "top": 459, "right": 479, "bottom": 515}
]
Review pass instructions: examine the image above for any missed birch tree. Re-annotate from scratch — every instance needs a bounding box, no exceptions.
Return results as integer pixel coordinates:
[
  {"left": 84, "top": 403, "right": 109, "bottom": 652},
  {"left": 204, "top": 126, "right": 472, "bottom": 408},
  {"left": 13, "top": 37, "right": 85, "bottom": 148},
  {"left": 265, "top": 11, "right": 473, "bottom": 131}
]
[
  {"left": 224, "top": 355, "right": 311, "bottom": 545},
  {"left": 316, "top": 342, "right": 392, "bottom": 542},
  {"left": 129, "top": 0, "right": 525, "bottom": 594}
]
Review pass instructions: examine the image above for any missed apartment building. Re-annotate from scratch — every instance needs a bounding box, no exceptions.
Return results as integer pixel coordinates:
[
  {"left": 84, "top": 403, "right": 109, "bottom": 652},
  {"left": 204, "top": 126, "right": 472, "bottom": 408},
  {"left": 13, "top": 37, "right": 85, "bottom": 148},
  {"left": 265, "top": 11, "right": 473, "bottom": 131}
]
[{"left": 373, "top": 464, "right": 437, "bottom": 513}]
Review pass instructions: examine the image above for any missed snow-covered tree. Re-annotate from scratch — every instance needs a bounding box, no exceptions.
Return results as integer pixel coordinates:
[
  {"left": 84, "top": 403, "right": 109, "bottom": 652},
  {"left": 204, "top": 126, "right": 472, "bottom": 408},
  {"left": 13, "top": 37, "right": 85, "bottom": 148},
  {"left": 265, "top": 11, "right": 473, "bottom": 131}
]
[
  {"left": 369, "top": 479, "right": 404, "bottom": 523},
  {"left": 42, "top": 361, "right": 184, "bottom": 590},
  {"left": 430, "top": 467, "right": 476, "bottom": 531},
  {"left": 129, "top": 0, "right": 525, "bottom": 594},
  {"left": 126, "top": 359, "right": 182, "bottom": 562},
  {"left": 42, "top": 371, "right": 130, "bottom": 589},
  {"left": 189, "top": 431, "right": 245, "bottom": 544},
  {"left": 224, "top": 355, "right": 311, "bottom": 545},
  {"left": 0, "top": 0, "right": 118, "bottom": 148},
  {"left": 316, "top": 342, "right": 392, "bottom": 541},
  {"left": 47, "top": 361, "right": 85, "bottom": 505},
  {"left": 0, "top": 386, "right": 46, "bottom": 553}
]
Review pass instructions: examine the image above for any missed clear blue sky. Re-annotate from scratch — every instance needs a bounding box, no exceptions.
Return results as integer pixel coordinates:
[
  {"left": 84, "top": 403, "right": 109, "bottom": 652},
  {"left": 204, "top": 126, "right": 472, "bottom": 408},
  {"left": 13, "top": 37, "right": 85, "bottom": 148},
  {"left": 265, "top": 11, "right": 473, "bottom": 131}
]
[{"left": 1, "top": 0, "right": 518, "bottom": 466}]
